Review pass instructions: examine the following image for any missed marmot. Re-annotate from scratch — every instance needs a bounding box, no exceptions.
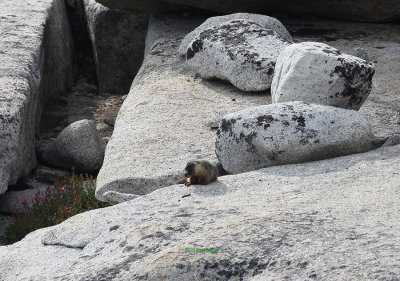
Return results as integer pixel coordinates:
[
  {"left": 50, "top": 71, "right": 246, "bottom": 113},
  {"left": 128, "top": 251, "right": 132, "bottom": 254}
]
[{"left": 176, "top": 160, "right": 218, "bottom": 186}]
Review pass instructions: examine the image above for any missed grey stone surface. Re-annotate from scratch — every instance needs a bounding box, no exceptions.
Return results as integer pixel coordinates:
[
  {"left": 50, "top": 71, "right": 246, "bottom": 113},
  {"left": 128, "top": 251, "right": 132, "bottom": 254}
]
[
  {"left": 34, "top": 165, "right": 70, "bottom": 184},
  {"left": 179, "top": 13, "right": 292, "bottom": 55},
  {"left": 216, "top": 101, "right": 372, "bottom": 174},
  {"left": 354, "top": 47, "right": 368, "bottom": 61},
  {"left": 2, "top": 144, "right": 400, "bottom": 279},
  {"left": 82, "top": 0, "right": 148, "bottom": 94},
  {"left": 42, "top": 120, "right": 106, "bottom": 172},
  {"left": 102, "top": 191, "right": 139, "bottom": 205},
  {"left": 382, "top": 134, "right": 400, "bottom": 147},
  {"left": 96, "top": 0, "right": 400, "bottom": 22},
  {"left": 96, "top": 16, "right": 400, "bottom": 202},
  {"left": 96, "top": 16, "right": 269, "bottom": 201},
  {"left": 0, "top": 0, "right": 74, "bottom": 194},
  {"left": 185, "top": 19, "right": 291, "bottom": 91},
  {"left": 271, "top": 42, "right": 375, "bottom": 110}
]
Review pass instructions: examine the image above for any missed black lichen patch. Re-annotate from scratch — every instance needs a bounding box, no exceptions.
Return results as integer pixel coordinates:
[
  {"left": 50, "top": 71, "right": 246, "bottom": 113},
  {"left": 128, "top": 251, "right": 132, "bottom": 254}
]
[
  {"left": 109, "top": 225, "right": 120, "bottom": 231},
  {"left": 218, "top": 118, "right": 236, "bottom": 135},
  {"left": 298, "top": 128, "right": 318, "bottom": 145},
  {"left": 257, "top": 115, "right": 277, "bottom": 129},
  {"left": 333, "top": 57, "right": 375, "bottom": 108},
  {"left": 292, "top": 115, "right": 306, "bottom": 127},
  {"left": 202, "top": 258, "right": 269, "bottom": 280},
  {"left": 240, "top": 131, "right": 257, "bottom": 151},
  {"left": 140, "top": 231, "right": 166, "bottom": 240},
  {"left": 187, "top": 39, "right": 203, "bottom": 60}
]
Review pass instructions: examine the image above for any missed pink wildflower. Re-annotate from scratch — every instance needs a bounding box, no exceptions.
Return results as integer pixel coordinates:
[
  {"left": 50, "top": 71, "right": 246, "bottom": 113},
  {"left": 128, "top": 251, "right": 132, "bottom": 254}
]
[
  {"left": 19, "top": 199, "right": 25, "bottom": 205},
  {"left": 60, "top": 187, "right": 65, "bottom": 191}
]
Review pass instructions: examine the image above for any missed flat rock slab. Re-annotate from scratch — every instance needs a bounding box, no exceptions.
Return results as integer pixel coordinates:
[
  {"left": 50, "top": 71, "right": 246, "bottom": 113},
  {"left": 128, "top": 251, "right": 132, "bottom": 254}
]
[
  {"left": 2, "top": 144, "right": 400, "bottom": 279},
  {"left": 0, "top": 0, "right": 74, "bottom": 194},
  {"left": 95, "top": 16, "right": 269, "bottom": 200}
]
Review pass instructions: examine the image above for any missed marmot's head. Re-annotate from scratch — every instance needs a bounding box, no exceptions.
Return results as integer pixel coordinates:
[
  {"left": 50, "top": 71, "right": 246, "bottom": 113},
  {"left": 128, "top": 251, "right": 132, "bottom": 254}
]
[{"left": 184, "top": 161, "right": 200, "bottom": 177}]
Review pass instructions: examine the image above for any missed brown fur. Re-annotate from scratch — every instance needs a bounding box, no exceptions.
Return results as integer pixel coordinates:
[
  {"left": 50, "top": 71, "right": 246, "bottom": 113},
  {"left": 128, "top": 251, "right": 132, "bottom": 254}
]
[{"left": 175, "top": 160, "right": 218, "bottom": 186}]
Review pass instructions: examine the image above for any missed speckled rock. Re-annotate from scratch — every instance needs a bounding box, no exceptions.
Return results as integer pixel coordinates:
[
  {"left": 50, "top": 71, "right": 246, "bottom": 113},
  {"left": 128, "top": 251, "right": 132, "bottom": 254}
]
[
  {"left": 185, "top": 19, "right": 291, "bottom": 91},
  {"left": 216, "top": 101, "right": 372, "bottom": 174},
  {"left": 102, "top": 191, "right": 139, "bottom": 205},
  {"left": 2, "top": 143, "right": 400, "bottom": 279},
  {"left": 179, "top": 13, "right": 292, "bottom": 55},
  {"left": 42, "top": 120, "right": 105, "bottom": 172},
  {"left": 271, "top": 42, "right": 375, "bottom": 110},
  {"left": 0, "top": 0, "right": 74, "bottom": 194},
  {"left": 82, "top": 0, "right": 148, "bottom": 94}
]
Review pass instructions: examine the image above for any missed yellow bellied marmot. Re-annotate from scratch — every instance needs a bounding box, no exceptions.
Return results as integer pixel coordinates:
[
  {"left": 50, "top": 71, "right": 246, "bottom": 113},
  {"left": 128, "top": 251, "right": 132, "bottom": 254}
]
[{"left": 176, "top": 160, "right": 218, "bottom": 186}]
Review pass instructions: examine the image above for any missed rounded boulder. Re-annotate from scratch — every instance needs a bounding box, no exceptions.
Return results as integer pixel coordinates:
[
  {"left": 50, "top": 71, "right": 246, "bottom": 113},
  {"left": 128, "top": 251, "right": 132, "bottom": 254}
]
[
  {"left": 215, "top": 101, "right": 372, "bottom": 174},
  {"left": 42, "top": 119, "right": 106, "bottom": 172}
]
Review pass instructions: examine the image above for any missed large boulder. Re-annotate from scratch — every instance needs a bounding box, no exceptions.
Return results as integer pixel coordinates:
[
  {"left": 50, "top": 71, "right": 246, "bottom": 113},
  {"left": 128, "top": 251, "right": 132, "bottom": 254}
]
[
  {"left": 82, "top": 0, "right": 149, "bottom": 94},
  {"left": 216, "top": 101, "right": 372, "bottom": 174},
  {"left": 0, "top": 0, "right": 74, "bottom": 194},
  {"left": 185, "top": 19, "right": 291, "bottom": 91},
  {"left": 42, "top": 120, "right": 105, "bottom": 172},
  {"left": 179, "top": 13, "right": 292, "bottom": 55},
  {"left": 2, "top": 143, "right": 400, "bottom": 279},
  {"left": 95, "top": 16, "right": 269, "bottom": 201},
  {"left": 96, "top": 0, "right": 400, "bottom": 22},
  {"left": 271, "top": 42, "right": 375, "bottom": 110}
]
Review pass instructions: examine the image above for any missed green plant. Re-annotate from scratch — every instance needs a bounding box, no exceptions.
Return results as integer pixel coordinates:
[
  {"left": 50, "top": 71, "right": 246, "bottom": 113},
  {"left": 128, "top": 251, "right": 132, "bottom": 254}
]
[{"left": 0, "top": 173, "right": 110, "bottom": 245}]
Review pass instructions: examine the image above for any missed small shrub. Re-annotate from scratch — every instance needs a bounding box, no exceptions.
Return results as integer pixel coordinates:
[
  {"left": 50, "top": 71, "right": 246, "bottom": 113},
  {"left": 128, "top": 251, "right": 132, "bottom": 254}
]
[{"left": 0, "top": 173, "right": 110, "bottom": 245}]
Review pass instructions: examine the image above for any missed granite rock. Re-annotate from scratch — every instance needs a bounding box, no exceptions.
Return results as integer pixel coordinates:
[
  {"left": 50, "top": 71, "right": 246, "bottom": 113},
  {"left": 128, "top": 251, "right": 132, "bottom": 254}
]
[
  {"left": 271, "top": 42, "right": 375, "bottom": 110},
  {"left": 186, "top": 19, "right": 291, "bottom": 91},
  {"left": 2, "top": 144, "right": 400, "bottom": 279},
  {"left": 216, "top": 101, "right": 372, "bottom": 174},
  {"left": 0, "top": 0, "right": 74, "bottom": 194},
  {"left": 179, "top": 13, "right": 292, "bottom": 55},
  {"left": 42, "top": 120, "right": 105, "bottom": 172},
  {"left": 83, "top": 0, "right": 148, "bottom": 94}
]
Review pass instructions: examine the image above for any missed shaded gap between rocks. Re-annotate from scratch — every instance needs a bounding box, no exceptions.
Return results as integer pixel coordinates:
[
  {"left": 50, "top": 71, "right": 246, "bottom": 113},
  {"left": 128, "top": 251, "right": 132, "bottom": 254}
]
[{"left": 65, "top": 0, "right": 98, "bottom": 87}]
